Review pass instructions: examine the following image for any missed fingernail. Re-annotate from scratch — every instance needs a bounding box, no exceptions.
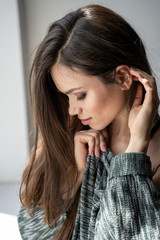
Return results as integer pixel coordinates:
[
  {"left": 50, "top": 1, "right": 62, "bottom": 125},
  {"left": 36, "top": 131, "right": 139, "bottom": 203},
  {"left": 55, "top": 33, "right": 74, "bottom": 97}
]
[
  {"left": 102, "top": 145, "right": 107, "bottom": 152},
  {"left": 130, "top": 66, "right": 137, "bottom": 71},
  {"left": 139, "top": 73, "right": 144, "bottom": 78},
  {"left": 91, "top": 152, "right": 94, "bottom": 157},
  {"left": 96, "top": 151, "right": 101, "bottom": 159}
]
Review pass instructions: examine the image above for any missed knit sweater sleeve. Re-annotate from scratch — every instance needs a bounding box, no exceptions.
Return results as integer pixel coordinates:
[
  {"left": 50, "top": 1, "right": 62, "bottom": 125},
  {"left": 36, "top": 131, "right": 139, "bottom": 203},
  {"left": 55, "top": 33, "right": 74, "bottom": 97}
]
[
  {"left": 18, "top": 205, "right": 66, "bottom": 240},
  {"left": 94, "top": 152, "right": 160, "bottom": 240}
]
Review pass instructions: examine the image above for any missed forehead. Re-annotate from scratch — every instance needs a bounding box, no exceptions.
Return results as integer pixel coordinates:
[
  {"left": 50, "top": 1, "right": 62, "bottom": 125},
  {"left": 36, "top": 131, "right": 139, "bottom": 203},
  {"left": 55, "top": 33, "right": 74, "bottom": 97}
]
[
  {"left": 50, "top": 63, "right": 103, "bottom": 92},
  {"left": 51, "top": 63, "right": 77, "bottom": 87}
]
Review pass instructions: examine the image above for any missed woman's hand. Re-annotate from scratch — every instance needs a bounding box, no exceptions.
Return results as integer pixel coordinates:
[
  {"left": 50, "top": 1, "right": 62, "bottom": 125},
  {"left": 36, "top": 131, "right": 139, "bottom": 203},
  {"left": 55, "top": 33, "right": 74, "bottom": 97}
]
[
  {"left": 126, "top": 67, "right": 159, "bottom": 153},
  {"left": 74, "top": 128, "right": 108, "bottom": 173}
]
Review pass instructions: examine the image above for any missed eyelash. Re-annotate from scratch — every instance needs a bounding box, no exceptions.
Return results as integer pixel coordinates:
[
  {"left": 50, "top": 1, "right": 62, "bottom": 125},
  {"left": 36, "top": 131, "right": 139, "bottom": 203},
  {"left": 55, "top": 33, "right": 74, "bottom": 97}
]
[{"left": 77, "top": 93, "right": 86, "bottom": 101}]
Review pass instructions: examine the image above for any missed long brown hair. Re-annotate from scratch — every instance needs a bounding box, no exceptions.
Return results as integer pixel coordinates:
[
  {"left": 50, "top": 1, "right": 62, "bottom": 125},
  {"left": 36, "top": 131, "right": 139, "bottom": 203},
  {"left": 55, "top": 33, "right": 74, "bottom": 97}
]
[{"left": 20, "top": 4, "right": 152, "bottom": 239}]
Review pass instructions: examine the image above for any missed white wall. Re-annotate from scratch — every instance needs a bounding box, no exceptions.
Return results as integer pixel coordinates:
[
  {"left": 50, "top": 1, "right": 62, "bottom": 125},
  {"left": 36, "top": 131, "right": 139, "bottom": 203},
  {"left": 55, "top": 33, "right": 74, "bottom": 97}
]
[{"left": 0, "top": 0, "right": 29, "bottom": 182}]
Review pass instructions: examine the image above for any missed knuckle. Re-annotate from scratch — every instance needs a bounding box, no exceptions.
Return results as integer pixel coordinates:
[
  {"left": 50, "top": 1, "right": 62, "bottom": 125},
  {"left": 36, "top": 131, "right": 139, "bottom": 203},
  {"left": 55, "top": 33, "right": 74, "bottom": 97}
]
[
  {"left": 74, "top": 132, "right": 80, "bottom": 137},
  {"left": 95, "top": 142, "right": 100, "bottom": 147},
  {"left": 94, "top": 130, "right": 101, "bottom": 137},
  {"left": 90, "top": 135, "right": 95, "bottom": 142},
  {"left": 74, "top": 135, "right": 78, "bottom": 142},
  {"left": 93, "top": 132, "right": 99, "bottom": 138},
  {"left": 74, "top": 132, "right": 81, "bottom": 140},
  {"left": 148, "top": 88, "right": 153, "bottom": 92}
]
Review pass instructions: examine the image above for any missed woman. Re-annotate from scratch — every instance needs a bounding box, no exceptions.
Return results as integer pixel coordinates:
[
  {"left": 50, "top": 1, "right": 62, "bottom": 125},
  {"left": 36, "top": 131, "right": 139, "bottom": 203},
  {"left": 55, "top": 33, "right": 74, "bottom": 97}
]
[{"left": 18, "top": 4, "right": 160, "bottom": 240}]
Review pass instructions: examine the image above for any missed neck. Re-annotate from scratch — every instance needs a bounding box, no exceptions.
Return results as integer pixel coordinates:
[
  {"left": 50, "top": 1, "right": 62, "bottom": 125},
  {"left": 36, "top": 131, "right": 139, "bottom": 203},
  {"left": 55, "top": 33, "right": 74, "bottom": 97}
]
[
  {"left": 107, "top": 109, "right": 160, "bottom": 155},
  {"left": 107, "top": 109, "right": 130, "bottom": 140},
  {"left": 108, "top": 109, "right": 160, "bottom": 139}
]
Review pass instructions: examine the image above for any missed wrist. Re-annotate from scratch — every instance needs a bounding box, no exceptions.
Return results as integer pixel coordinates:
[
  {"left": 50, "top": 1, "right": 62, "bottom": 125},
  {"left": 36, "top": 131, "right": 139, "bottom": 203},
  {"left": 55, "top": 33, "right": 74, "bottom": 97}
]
[{"left": 125, "top": 136, "right": 149, "bottom": 153}]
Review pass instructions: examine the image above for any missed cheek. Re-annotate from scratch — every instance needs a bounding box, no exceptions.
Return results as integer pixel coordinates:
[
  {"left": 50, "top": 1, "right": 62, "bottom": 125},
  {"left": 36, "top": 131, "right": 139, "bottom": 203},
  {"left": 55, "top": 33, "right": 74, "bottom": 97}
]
[
  {"left": 98, "top": 94, "right": 124, "bottom": 117},
  {"left": 90, "top": 96, "right": 104, "bottom": 110},
  {"left": 89, "top": 97, "right": 108, "bottom": 115},
  {"left": 83, "top": 88, "right": 124, "bottom": 115},
  {"left": 86, "top": 90, "right": 108, "bottom": 112}
]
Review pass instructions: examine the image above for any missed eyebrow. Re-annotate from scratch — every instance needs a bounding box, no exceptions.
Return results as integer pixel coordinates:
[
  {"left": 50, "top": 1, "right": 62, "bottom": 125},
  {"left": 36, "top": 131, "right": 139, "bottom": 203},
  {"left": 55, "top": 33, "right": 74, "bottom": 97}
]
[{"left": 64, "top": 87, "right": 82, "bottom": 94}]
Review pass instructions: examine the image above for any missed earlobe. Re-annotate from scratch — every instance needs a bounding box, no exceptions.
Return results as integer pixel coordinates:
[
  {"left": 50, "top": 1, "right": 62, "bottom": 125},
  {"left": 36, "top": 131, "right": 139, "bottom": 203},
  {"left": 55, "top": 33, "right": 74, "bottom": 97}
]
[{"left": 116, "top": 65, "right": 133, "bottom": 90}]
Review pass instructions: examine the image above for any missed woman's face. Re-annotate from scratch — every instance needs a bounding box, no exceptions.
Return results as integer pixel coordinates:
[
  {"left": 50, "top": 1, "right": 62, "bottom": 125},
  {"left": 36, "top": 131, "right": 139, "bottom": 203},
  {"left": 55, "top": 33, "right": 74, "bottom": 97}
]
[{"left": 51, "top": 63, "right": 126, "bottom": 130}]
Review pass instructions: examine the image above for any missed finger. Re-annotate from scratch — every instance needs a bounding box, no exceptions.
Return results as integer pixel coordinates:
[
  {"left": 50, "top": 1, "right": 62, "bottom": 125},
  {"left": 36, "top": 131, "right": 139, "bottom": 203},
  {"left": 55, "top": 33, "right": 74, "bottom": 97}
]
[
  {"left": 79, "top": 131, "right": 100, "bottom": 158},
  {"left": 99, "top": 133, "right": 107, "bottom": 152},
  {"left": 139, "top": 78, "right": 153, "bottom": 108},
  {"left": 129, "top": 67, "right": 155, "bottom": 86},
  {"left": 129, "top": 67, "right": 150, "bottom": 78},
  {"left": 129, "top": 67, "right": 157, "bottom": 97},
  {"left": 78, "top": 130, "right": 107, "bottom": 157},
  {"left": 86, "top": 130, "right": 103, "bottom": 158},
  {"left": 94, "top": 135, "right": 101, "bottom": 158},
  {"left": 89, "top": 130, "right": 107, "bottom": 156},
  {"left": 132, "top": 83, "right": 143, "bottom": 108},
  {"left": 101, "top": 128, "right": 108, "bottom": 151},
  {"left": 139, "top": 76, "right": 159, "bottom": 114},
  {"left": 101, "top": 128, "right": 108, "bottom": 141},
  {"left": 88, "top": 136, "right": 96, "bottom": 157},
  {"left": 130, "top": 67, "right": 159, "bottom": 112},
  {"left": 75, "top": 132, "right": 95, "bottom": 157},
  {"left": 88, "top": 130, "right": 101, "bottom": 158}
]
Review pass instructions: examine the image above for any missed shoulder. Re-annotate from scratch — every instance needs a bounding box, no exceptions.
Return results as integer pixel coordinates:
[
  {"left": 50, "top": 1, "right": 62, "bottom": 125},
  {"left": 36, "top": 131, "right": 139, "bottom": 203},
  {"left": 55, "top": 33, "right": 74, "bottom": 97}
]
[{"left": 18, "top": 205, "right": 66, "bottom": 240}]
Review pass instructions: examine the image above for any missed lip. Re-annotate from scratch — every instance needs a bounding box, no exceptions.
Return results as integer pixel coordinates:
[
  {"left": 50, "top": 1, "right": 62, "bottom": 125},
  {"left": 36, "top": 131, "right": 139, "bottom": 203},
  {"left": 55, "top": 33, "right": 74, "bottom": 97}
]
[{"left": 80, "top": 117, "right": 92, "bottom": 125}]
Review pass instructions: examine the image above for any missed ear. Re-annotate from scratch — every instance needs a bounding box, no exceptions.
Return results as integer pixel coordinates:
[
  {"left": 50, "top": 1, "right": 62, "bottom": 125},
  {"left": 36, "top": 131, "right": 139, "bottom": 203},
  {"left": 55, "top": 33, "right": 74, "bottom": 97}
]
[{"left": 116, "top": 65, "right": 133, "bottom": 90}]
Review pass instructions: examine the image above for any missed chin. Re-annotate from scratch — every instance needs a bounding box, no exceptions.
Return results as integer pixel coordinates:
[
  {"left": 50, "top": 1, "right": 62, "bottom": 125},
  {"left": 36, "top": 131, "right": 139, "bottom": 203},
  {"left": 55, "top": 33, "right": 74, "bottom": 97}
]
[
  {"left": 89, "top": 124, "right": 106, "bottom": 131},
  {"left": 89, "top": 120, "right": 112, "bottom": 131}
]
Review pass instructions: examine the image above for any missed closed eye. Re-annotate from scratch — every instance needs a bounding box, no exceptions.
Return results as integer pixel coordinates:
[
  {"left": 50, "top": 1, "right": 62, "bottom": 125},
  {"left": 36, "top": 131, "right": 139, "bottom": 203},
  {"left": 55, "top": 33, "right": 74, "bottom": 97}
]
[{"left": 77, "top": 93, "right": 86, "bottom": 101}]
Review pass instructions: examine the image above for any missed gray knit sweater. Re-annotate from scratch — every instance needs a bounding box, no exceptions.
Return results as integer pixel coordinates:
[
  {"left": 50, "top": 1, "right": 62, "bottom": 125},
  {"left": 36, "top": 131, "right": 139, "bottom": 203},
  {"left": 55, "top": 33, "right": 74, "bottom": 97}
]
[{"left": 18, "top": 150, "right": 160, "bottom": 239}]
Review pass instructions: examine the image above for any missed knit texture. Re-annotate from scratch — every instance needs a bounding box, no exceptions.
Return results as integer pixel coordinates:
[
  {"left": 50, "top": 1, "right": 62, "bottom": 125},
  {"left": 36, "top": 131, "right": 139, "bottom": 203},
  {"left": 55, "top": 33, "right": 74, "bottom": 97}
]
[
  {"left": 18, "top": 205, "right": 66, "bottom": 239},
  {"left": 18, "top": 150, "right": 160, "bottom": 239}
]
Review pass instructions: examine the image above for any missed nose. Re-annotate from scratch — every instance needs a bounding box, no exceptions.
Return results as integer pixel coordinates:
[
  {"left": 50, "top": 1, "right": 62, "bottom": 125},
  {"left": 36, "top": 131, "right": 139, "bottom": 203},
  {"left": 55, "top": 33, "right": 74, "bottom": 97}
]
[{"left": 68, "top": 100, "right": 82, "bottom": 116}]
